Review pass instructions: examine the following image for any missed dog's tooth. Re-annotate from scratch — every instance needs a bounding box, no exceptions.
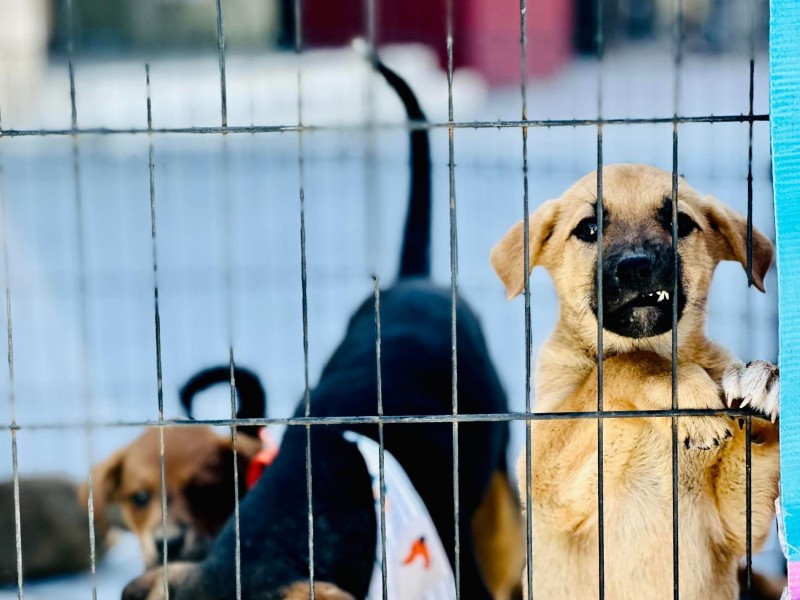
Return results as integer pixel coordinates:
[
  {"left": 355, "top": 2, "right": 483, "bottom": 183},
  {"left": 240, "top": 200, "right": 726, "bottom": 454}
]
[{"left": 656, "top": 290, "right": 670, "bottom": 302}]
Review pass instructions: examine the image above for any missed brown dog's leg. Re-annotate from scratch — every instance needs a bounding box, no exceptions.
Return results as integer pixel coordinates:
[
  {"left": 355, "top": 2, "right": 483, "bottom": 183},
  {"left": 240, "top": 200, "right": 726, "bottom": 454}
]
[
  {"left": 714, "top": 418, "right": 780, "bottom": 559},
  {"left": 472, "top": 470, "right": 526, "bottom": 600}
]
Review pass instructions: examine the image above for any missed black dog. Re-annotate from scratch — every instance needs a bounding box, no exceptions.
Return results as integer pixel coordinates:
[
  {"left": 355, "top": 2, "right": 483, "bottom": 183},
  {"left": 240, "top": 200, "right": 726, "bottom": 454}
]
[{"left": 123, "top": 56, "right": 519, "bottom": 600}]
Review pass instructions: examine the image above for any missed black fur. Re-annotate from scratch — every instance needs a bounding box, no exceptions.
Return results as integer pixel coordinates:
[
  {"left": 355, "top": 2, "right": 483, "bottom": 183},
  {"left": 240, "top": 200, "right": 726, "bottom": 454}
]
[
  {"left": 375, "top": 59, "right": 431, "bottom": 278},
  {"left": 179, "top": 366, "right": 267, "bottom": 439},
  {"left": 123, "top": 57, "right": 508, "bottom": 600},
  {"left": 591, "top": 239, "right": 688, "bottom": 339}
]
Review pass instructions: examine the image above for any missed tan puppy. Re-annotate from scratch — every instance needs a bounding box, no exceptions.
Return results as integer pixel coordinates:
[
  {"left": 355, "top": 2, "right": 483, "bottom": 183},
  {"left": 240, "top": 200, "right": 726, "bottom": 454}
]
[
  {"left": 491, "top": 164, "right": 780, "bottom": 599},
  {"left": 82, "top": 426, "right": 260, "bottom": 568},
  {"left": 81, "top": 365, "right": 266, "bottom": 569}
]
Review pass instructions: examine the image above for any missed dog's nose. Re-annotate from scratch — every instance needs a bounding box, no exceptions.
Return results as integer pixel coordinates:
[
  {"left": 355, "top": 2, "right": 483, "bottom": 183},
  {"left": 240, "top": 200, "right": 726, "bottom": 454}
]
[
  {"left": 154, "top": 531, "right": 184, "bottom": 560},
  {"left": 615, "top": 255, "right": 654, "bottom": 287}
]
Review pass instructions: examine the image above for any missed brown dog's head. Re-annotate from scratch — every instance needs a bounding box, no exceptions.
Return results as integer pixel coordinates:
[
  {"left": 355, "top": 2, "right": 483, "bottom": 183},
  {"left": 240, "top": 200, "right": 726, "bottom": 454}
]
[
  {"left": 491, "top": 164, "right": 773, "bottom": 353},
  {"left": 81, "top": 426, "right": 260, "bottom": 568}
]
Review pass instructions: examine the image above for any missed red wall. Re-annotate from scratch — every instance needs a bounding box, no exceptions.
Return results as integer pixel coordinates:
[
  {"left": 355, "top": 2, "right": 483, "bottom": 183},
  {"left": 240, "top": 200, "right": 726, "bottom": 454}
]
[{"left": 301, "top": 0, "right": 573, "bottom": 85}]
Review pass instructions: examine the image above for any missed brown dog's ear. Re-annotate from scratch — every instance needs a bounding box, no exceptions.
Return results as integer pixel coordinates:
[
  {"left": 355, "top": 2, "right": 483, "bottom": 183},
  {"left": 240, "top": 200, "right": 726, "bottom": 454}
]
[
  {"left": 214, "top": 434, "right": 263, "bottom": 499},
  {"left": 490, "top": 199, "right": 560, "bottom": 300},
  {"left": 216, "top": 434, "right": 262, "bottom": 464},
  {"left": 282, "top": 581, "right": 355, "bottom": 600},
  {"left": 701, "top": 196, "right": 774, "bottom": 292},
  {"left": 80, "top": 448, "right": 126, "bottom": 530}
]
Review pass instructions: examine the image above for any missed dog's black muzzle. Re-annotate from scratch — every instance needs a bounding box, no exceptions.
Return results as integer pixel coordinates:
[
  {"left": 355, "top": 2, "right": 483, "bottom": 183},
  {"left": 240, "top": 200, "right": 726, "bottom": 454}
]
[{"left": 591, "top": 241, "right": 687, "bottom": 339}]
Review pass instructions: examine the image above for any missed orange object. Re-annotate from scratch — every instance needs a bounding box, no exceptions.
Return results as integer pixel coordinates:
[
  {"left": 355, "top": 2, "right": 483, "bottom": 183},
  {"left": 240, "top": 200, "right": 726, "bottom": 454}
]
[
  {"left": 403, "top": 537, "right": 431, "bottom": 569},
  {"left": 246, "top": 428, "right": 279, "bottom": 490}
]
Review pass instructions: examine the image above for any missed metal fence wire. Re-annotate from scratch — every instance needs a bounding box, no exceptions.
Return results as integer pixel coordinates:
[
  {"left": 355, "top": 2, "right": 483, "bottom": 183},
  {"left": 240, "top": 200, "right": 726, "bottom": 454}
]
[{"left": 0, "top": 0, "right": 772, "bottom": 599}]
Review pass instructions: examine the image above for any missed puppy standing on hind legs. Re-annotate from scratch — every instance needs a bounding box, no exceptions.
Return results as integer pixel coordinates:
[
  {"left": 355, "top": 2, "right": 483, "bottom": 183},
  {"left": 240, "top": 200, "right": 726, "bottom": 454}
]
[{"left": 491, "top": 164, "right": 780, "bottom": 599}]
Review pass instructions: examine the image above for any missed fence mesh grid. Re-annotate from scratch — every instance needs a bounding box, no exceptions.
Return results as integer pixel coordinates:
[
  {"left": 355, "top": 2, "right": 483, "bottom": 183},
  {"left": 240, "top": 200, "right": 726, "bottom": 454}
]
[{"left": 0, "top": 0, "right": 770, "bottom": 598}]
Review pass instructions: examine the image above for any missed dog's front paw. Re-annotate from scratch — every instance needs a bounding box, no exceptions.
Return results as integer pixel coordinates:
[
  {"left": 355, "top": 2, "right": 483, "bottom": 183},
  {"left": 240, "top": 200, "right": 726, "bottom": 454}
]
[
  {"left": 722, "top": 360, "right": 779, "bottom": 422},
  {"left": 680, "top": 416, "right": 733, "bottom": 451}
]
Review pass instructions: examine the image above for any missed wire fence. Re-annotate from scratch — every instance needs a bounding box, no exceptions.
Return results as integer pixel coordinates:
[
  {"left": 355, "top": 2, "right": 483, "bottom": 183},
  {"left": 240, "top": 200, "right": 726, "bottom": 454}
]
[{"left": 0, "top": 0, "right": 773, "bottom": 599}]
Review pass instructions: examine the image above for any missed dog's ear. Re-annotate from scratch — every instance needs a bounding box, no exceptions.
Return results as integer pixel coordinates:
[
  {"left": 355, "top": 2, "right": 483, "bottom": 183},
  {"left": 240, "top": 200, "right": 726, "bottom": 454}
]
[
  {"left": 701, "top": 196, "right": 773, "bottom": 292},
  {"left": 216, "top": 434, "right": 262, "bottom": 463},
  {"left": 215, "top": 435, "right": 262, "bottom": 498},
  {"left": 282, "top": 581, "right": 355, "bottom": 600},
  {"left": 80, "top": 448, "right": 126, "bottom": 530},
  {"left": 490, "top": 199, "right": 560, "bottom": 300}
]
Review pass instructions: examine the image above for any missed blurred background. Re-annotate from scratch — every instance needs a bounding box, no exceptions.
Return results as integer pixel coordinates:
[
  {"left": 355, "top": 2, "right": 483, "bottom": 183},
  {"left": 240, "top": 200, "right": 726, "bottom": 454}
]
[{"left": 0, "top": 0, "right": 776, "bottom": 597}]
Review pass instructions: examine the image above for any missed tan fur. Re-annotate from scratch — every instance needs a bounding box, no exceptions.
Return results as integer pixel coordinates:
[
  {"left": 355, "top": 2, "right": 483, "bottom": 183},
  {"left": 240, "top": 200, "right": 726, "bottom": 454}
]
[
  {"left": 281, "top": 581, "right": 356, "bottom": 600},
  {"left": 471, "top": 470, "right": 526, "bottom": 600},
  {"left": 81, "top": 426, "right": 260, "bottom": 567},
  {"left": 491, "top": 164, "right": 780, "bottom": 599}
]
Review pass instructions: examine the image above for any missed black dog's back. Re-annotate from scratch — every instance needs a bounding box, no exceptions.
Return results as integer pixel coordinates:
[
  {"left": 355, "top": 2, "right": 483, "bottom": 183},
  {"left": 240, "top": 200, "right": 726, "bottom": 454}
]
[
  {"left": 307, "top": 280, "right": 507, "bottom": 495},
  {"left": 304, "top": 280, "right": 508, "bottom": 590}
]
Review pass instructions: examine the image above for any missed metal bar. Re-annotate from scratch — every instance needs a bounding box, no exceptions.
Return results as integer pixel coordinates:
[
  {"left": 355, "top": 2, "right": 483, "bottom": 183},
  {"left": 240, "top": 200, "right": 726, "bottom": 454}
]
[
  {"left": 67, "top": 59, "right": 100, "bottom": 600},
  {"left": 670, "top": 122, "right": 681, "bottom": 600},
  {"left": 594, "top": 0, "right": 606, "bottom": 595},
  {"left": 213, "top": 3, "right": 242, "bottom": 580},
  {"left": 744, "top": 0, "right": 758, "bottom": 592},
  {"left": 214, "top": 0, "right": 228, "bottom": 127},
  {"left": 445, "top": 0, "right": 460, "bottom": 595},
  {"left": 228, "top": 352, "right": 243, "bottom": 600},
  {"left": 221, "top": 153, "right": 243, "bottom": 597},
  {"left": 373, "top": 278, "right": 388, "bottom": 600},
  {"left": 596, "top": 119, "right": 606, "bottom": 600},
  {"left": 670, "top": 1, "right": 684, "bottom": 598},
  {"left": 61, "top": 2, "right": 100, "bottom": 593},
  {"left": 362, "top": 0, "right": 379, "bottom": 275},
  {"left": 1, "top": 406, "right": 772, "bottom": 431},
  {"left": 292, "top": 0, "right": 314, "bottom": 594},
  {"left": 0, "top": 82, "right": 24, "bottom": 600},
  {"left": 144, "top": 64, "right": 170, "bottom": 600},
  {"left": 0, "top": 113, "right": 771, "bottom": 139},
  {"left": 518, "top": 0, "right": 533, "bottom": 595}
]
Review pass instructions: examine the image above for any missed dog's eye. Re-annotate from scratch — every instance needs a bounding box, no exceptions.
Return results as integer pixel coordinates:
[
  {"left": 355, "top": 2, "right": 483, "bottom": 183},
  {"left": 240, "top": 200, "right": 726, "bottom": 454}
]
[
  {"left": 130, "top": 490, "right": 151, "bottom": 508},
  {"left": 572, "top": 218, "right": 598, "bottom": 243},
  {"left": 669, "top": 213, "right": 699, "bottom": 238}
]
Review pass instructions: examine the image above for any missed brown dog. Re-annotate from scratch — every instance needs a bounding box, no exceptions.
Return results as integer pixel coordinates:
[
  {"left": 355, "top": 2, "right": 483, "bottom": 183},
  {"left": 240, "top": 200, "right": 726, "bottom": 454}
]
[
  {"left": 491, "top": 164, "right": 780, "bottom": 599},
  {"left": 81, "top": 366, "right": 266, "bottom": 569}
]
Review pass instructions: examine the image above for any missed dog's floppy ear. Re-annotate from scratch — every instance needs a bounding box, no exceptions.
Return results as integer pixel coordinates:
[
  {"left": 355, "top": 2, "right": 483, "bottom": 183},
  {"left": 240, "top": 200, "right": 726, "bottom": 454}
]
[
  {"left": 216, "top": 433, "right": 262, "bottom": 463},
  {"left": 490, "top": 199, "right": 560, "bottom": 300},
  {"left": 215, "top": 434, "right": 262, "bottom": 498},
  {"left": 80, "top": 448, "right": 126, "bottom": 529},
  {"left": 701, "top": 196, "right": 773, "bottom": 292}
]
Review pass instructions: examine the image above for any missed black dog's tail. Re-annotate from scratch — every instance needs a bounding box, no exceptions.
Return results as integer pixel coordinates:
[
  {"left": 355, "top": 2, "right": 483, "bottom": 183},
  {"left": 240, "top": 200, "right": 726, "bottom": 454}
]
[
  {"left": 371, "top": 55, "right": 431, "bottom": 279},
  {"left": 179, "top": 366, "right": 266, "bottom": 439}
]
